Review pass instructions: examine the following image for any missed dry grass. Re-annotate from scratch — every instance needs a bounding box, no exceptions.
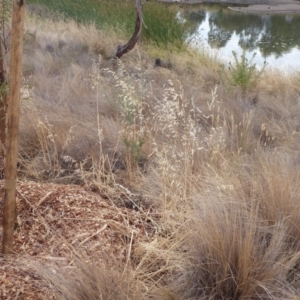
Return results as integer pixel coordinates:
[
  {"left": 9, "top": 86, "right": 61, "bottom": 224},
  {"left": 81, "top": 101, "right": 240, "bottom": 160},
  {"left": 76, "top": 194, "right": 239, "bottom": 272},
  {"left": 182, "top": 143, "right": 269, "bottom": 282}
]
[
  {"left": 167, "top": 154, "right": 300, "bottom": 299},
  {"left": 33, "top": 258, "right": 142, "bottom": 300},
  {"left": 3, "top": 9, "right": 300, "bottom": 299},
  {"left": 174, "top": 207, "right": 300, "bottom": 299}
]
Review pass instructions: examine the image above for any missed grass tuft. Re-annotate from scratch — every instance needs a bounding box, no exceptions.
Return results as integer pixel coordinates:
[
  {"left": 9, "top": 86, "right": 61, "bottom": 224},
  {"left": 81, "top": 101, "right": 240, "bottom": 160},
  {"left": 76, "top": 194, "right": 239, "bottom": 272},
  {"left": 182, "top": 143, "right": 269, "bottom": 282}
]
[{"left": 32, "top": 259, "right": 142, "bottom": 300}]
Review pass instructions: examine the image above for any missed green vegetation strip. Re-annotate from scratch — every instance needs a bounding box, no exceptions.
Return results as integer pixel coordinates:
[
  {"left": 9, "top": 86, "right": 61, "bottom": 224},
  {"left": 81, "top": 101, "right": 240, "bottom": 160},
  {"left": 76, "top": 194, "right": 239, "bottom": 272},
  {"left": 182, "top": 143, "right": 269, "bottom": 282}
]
[{"left": 27, "top": 0, "right": 187, "bottom": 47}]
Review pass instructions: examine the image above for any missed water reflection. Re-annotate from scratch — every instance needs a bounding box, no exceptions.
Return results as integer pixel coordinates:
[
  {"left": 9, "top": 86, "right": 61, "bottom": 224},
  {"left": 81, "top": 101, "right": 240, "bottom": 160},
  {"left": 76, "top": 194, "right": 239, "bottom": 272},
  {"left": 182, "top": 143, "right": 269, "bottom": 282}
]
[{"left": 185, "top": 5, "right": 300, "bottom": 69}]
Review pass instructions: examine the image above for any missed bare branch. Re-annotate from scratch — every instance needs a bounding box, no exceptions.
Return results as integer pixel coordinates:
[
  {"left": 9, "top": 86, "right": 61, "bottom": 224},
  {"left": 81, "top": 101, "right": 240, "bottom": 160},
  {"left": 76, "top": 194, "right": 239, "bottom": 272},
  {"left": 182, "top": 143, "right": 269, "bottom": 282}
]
[{"left": 114, "top": 0, "right": 143, "bottom": 59}]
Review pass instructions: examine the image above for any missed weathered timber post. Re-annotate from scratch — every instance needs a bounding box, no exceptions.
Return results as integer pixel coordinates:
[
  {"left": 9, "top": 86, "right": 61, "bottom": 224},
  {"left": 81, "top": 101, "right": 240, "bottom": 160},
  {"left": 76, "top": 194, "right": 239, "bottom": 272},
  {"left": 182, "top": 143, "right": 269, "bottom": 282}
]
[
  {"left": 0, "top": 1, "right": 11, "bottom": 177},
  {"left": 0, "top": 42, "right": 7, "bottom": 179},
  {"left": 2, "top": 0, "right": 25, "bottom": 254}
]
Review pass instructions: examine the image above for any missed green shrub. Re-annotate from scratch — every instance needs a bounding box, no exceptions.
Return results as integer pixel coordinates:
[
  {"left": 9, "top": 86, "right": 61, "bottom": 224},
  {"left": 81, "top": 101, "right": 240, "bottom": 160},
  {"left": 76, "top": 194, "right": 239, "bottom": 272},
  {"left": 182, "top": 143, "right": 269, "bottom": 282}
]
[{"left": 219, "top": 50, "right": 267, "bottom": 93}]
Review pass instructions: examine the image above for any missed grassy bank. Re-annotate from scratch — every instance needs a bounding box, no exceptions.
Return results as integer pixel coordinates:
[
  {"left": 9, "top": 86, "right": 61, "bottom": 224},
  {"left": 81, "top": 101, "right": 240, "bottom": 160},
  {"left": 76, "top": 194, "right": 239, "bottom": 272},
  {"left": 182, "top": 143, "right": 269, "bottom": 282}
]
[
  {"left": 27, "top": 0, "right": 187, "bottom": 47},
  {"left": 3, "top": 3, "right": 300, "bottom": 299}
]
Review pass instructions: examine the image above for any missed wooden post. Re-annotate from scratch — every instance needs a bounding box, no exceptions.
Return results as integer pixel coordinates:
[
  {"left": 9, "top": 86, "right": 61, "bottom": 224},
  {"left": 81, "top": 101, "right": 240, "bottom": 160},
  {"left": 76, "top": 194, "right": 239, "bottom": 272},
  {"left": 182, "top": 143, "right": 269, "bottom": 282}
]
[
  {"left": 2, "top": 0, "right": 25, "bottom": 254},
  {"left": 0, "top": 43, "right": 7, "bottom": 179}
]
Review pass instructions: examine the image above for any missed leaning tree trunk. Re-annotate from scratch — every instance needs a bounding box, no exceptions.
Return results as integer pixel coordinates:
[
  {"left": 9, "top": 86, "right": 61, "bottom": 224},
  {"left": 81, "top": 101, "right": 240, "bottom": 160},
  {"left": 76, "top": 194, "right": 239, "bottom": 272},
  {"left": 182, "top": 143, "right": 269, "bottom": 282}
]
[{"left": 115, "top": 0, "right": 143, "bottom": 59}]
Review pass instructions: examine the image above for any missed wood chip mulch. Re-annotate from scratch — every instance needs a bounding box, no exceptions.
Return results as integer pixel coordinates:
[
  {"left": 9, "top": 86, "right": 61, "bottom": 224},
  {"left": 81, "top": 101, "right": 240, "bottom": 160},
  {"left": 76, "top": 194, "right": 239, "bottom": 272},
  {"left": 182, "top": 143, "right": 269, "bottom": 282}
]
[{"left": 0, "top": 180, "right": 155, "bottom": 299}]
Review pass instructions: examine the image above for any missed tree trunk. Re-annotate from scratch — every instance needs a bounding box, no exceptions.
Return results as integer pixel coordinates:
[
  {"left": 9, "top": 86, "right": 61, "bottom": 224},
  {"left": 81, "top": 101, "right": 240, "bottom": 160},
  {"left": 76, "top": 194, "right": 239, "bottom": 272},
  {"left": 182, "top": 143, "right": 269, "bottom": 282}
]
[{"left": 2, "top": 0, "right": 25, "bottom": 255}]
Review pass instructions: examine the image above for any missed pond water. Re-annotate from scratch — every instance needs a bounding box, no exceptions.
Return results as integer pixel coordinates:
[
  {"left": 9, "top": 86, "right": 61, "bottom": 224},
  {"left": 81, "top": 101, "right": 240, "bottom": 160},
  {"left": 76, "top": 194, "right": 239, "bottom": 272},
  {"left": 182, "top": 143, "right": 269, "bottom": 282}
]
[{"left": 183, "top": 4, "right": 300, "bottom": 70}]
